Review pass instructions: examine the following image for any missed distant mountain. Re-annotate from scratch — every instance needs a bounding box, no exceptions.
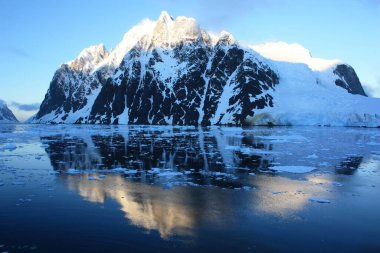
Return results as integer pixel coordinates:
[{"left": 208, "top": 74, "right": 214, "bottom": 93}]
[
  {"left": 32, "top": 11, "right": 380, "bottom": 127},
  {"left": 0, "top": 100, "right": 18, "bottom": 123}
]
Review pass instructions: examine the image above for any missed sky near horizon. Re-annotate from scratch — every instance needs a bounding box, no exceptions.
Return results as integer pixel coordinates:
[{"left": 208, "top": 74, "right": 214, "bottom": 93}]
[{"left": 1, "top": 0, "right": 379, "bottom": 121}]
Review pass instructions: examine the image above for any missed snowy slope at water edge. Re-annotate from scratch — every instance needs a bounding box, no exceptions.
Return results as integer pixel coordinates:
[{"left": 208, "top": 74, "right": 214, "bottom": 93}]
[{"left": 248, "top": 43, "right": 379, "bottom": 127}]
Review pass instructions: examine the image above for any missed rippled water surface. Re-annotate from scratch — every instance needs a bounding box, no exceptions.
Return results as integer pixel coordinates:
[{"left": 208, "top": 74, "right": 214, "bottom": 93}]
[{"left": 0, "top": 124, "right": 379, "bottom": 253}]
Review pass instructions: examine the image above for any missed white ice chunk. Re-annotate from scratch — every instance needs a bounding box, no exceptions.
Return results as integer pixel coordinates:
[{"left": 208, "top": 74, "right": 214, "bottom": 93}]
[
  {"left": 158, "top": 171, "right": 182, "bottom": 177},
  {"left": 271, "top": 166, "right": 316, "bottom": 173},
  {"left": 148, "top": 167, "right": 161, "bottom": 174},
  {"left": 124, "top": 169, "right": 138, "bottom": 174},
  {"left": 66, "top": 168, "right": 81, "bottom": 174},
  {"left": 111, "top": 167, "right": 126, "bottom": 172}
]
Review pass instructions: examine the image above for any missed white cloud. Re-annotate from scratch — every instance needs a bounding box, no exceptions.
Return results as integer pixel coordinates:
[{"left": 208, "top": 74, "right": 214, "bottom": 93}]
[
  {"left": 249, "top": 41, "right": 342, "bottom": 71},
  {"left": 11, "top": 102, "right": 40, "bottom": 111},
  {"left": 8, "top": 104, "right": 39, "bottom": 122},
  {"left": 362, "top": 78, "right": 380, "bottom": 98}
]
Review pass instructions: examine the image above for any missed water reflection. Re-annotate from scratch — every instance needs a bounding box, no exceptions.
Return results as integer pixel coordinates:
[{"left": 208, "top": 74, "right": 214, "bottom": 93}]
[
  {"left": 65, "top": 173, "right": 233, "bottom": 239},
  {"left": 251, "top": 174, "right": 334, "bottom": 217},
  {"left": 36, "top": 125, "right": 380, "bottom": 238},
  {"left": 41, "top": 128, "right": 276, "bottom": 188},
  {"left": 61, "top": 169, "right": 356, "bottom": 238},
  {"left": 40, "top": 126, "right": 379, "bottom": 180},
  {"left": 335, "top": 156, "right": 363, "bottom": 175}
]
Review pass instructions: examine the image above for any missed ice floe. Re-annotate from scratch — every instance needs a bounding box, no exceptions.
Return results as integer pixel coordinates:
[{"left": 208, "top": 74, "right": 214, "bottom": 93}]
[
  {"left": 158, "top": 171, "right": 183, "bottom": 177},
  {"left": 0, "top": 143, "right": 17, "bottom": 151},
  {"left": 66, "top": 168, "right": 81, "bottom": 174},
  {"left": 270, "top": 166, "right": 317, "bottom": 173}
]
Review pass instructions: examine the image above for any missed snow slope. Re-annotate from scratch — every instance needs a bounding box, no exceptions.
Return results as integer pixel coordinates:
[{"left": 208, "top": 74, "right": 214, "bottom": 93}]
[
  {"left": 250, "top": 42, "right": 341, "bottom": 71},
  {"left": 248, "top": 51, "right": 379, "bottom": 127}
]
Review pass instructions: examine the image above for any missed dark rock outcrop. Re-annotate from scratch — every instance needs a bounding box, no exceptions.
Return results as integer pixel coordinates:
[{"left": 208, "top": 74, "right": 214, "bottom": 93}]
[{"left": 334, "top": 64, "right": 367, "bottom": 96}]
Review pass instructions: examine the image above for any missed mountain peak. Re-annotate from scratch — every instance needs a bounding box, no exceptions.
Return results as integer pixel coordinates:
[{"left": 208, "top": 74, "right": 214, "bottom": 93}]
[
  {"left": 217, "top": 31, "right": 236, "bottom": 45},
  {"left": 151, "top": 11, "right": 206, "bottom": 48},
  {"left": 65, "top": 12, "right": 224, "bottom": 72},
  {"left": 67, "top": 44, "right": 109, "bottom": 73},
  {"left": 158, "top": 11, "right": 174, "bottom": 24}
]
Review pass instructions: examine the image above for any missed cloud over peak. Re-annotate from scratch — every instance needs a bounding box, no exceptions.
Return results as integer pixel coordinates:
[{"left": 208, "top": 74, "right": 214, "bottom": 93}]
[{"left": 11, "top": 102, "right": 40, "bottom": 111}]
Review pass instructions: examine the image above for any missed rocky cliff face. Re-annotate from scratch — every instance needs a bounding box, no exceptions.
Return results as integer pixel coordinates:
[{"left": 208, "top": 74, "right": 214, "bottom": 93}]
[
  {"left": 333, "top": 64, "right": 367, "bottom": 96},
  {"left": 32, "top": 11, "right": 379, "bottom": 127}
]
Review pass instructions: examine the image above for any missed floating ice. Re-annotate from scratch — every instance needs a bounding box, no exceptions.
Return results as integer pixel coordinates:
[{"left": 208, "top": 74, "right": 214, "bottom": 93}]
[
  {"left": 148, "top": 168, "right": 161, "bottom": 174},
  {"left": 66, "top": 168, "right": 81, "bottom": 174},
  {"left": 111, "top": 167, "right": 126, "bottom": 172},
  {"left": 271, "top": 166, "right": 317, "bottom": 173},
  {"left": 306, "top": 154, "right": 319, "bottom": 159},
  {"left": 259, "top": 135, "right": 307, "bottom": 142},
  {"left": 158, "top": 171, "right": 183, "bottom": 177},
  {"left": 0, "top": 143, "right": 17, "bottom": 151},
  {"left": 309, "top": 198, "right": 331, "bottom": 203},
  {"left": 224, "top": 145, "right": 240, "bottom": 151},
  {"left": 124, "top": 169, "right": 138, "bottom": 174},
  {"left": 225, "top": 145, "right": 278, "bottom": 155}
]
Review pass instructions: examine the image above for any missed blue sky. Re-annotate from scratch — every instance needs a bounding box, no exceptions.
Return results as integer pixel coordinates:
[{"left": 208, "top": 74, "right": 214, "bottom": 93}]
[{"left": 1, "top": 0, "right": 379, "bottom": 120}]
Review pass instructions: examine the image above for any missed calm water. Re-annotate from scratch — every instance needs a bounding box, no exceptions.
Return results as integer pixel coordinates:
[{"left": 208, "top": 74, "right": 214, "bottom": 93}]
[{"left": 0, "top": 124, "right": 379, "bottom": 253}]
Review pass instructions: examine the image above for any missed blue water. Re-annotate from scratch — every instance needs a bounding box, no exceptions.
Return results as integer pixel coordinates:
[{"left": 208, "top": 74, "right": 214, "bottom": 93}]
[{"left": 0, "top": 124, "right": 379, "bottom": 253}]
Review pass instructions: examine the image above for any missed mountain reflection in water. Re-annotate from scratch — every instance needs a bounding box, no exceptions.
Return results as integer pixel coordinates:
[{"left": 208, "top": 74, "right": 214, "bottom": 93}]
[
  {"left": 1, "top": 124, "right": 380, "bottom": 252},
  {"left": 42, "top": 126, "right": 373, "bottom": 177},
  {"left": 34, "top": 125, "right": 380, "bottom": 238},
  {"left": 65, "top": 172, "right": 332, "bottom": 238},
  {"left": 67, "top": 174, "right": 200, "bottom": 239}
]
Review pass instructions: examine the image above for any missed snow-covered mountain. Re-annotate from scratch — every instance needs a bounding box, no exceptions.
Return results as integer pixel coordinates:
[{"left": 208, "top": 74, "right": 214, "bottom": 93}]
[
  {"left": 32, "top": 11, "right": 380, "bottom": 127},
  {"left": 0, "top": 100, "right": 18, "bottom": 123}
]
